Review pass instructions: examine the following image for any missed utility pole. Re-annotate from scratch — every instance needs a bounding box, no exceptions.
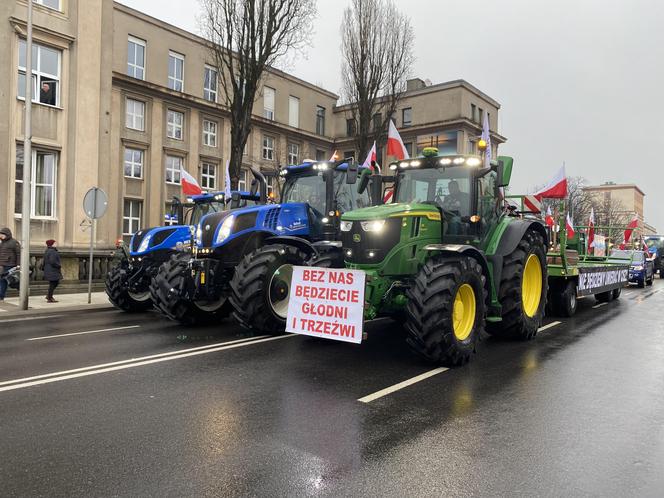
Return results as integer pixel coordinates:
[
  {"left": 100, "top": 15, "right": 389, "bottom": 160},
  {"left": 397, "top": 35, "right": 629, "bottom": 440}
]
[{"left": 19, "top": 0, "right": 33, "bottom": 310}]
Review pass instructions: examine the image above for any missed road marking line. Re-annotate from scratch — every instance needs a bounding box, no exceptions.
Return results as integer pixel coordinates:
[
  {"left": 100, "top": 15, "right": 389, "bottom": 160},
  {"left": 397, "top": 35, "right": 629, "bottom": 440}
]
[
  {"left": 27, "top": 325, "right": 142, "bottom": 341},
  {"left": 358, "top": 367, "right": 449, "bottom": 403},
  {"left": 592, "top": 302, "right": 608, "bottom": 309},
  {"left": 0, "top": 315, "right": 64, "bottom": 324},
  {"left": 0, "top": 335, "right": 294, "bottom": 393},
  {"left": 538, "top": 321, "right": 561, "bottom": 332}
]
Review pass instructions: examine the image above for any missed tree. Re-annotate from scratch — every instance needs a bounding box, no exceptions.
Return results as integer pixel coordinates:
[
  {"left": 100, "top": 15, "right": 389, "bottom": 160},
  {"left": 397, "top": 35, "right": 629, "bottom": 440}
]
[
  {"left": 341, "top": 0, "right": 414, "bottom": 162},
  {"left": 201, "top": 0, "right": 317, "bottom": 186}
]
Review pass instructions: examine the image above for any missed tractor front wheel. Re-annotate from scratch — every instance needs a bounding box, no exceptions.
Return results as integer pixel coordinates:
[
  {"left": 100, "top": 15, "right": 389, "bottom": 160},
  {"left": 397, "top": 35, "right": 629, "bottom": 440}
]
[
  {"left": 105, "top": 264, "right": 153, "bottom": 312},
  {"left": 405, "top": 256, "right": 486, "bottom": 366}
]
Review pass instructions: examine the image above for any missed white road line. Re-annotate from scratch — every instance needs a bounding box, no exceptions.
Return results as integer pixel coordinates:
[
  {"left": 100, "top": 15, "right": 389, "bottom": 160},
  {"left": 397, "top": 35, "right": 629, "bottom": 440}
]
[
  {"left": 0, "top": 314, "right": 64, "bottom": 324},
  {"left": 358, "top": 367, "right": 449, "bottom": 403},
  {"left": 592, "top": 302, "right": 608, "bottom": 309},
  {"left": 0, "top": 335, "right": 294, "bottom": 393},
  {"left": 27, "top": 325, "right": 141, "bottom": 341},
  {"left": 538, "top": 321, "right": 562, "bottom": 332}
]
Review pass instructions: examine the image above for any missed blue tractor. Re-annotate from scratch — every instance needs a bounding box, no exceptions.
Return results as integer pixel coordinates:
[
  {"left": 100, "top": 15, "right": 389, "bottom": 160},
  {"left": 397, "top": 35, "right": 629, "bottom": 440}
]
[
  {"left": 105, "top": 189, "right": 260, "bottom": 312},
  {"left": 150, "top": 158, "right": 382, "bottom": 327}
]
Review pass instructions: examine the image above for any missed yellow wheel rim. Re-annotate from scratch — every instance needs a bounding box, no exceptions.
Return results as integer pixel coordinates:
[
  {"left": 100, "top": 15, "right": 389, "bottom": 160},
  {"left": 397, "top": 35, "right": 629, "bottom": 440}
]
[
  {"left": 522, "top": 254, "right": 543, "bottom": 317},
  {"left": 453, "top": 284, "right": 476, "bottom": 341}
]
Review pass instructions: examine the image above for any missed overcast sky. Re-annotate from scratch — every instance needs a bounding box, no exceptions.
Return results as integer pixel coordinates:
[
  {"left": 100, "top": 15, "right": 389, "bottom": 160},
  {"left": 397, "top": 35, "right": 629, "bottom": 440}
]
[{"left": 120, "top": 0, "right": 664, "bottom": 230}]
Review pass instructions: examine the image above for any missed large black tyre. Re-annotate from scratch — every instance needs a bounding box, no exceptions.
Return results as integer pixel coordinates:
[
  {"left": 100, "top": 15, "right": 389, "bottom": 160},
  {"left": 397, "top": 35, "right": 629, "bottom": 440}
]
[
  {"left": 150, "top": 253, "right": 231, "bottom": 325},
  {"left": 552, "top": 280, "right": 578, "bottom": 317},
  {"left": 486, "top": 229, "right": 547, "bottom": 340},
  {"left": 230, "top": 244, "right": 309, "bottom": 335},
  {"left": 612, "top": 287, "right": 622, "bottom": 300},
  {"left": 105, "top": 264, "right": 153, "bottom": 312},
  {"left": 595, "top": 290, "right": 613, "bottom": 303},
  {"left": 405, "top": 256, "right": 486, "bottom": 366}
]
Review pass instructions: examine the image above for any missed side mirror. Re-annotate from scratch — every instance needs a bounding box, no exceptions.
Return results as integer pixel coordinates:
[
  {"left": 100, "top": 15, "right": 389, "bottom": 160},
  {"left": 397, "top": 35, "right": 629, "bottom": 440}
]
[
  {"left": 496, "top": 161, "right": 506, "bottom": 188},
  {"left": 170, "top": 196, "right": 183, "bottom": 226},
  {"left": 357, "top": 169, "right": 371, "bottom": 195},
  {"left": 346, "top": 158, "right": 358, "bottom": 184}
]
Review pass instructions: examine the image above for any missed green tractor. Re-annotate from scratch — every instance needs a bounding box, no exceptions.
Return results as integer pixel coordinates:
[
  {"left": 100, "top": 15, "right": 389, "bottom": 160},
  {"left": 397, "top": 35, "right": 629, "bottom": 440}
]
[{"left": 342, "top": 148, "right": 549, "bottom": 365}]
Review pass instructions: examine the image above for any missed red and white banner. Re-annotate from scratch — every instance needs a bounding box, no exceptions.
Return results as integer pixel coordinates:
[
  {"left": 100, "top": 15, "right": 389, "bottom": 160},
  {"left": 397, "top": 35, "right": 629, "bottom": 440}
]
[
  {"left": 387, "top": 120, "right": 409, "bottom": 160},
  {"left": 534, "top": 166, "right": 567, "bottom": 199},
  {"left": 587, "top": 207, "right": 595, "bottom": 253},
  {"left": 286, "top": 267, "right": 366, "bottom": 343},
  {"left": 181, "top": 167, "right": 203, "bottom": 195},
  {"left": 523, "top": 195, "right": 542, "bottom": 213}
]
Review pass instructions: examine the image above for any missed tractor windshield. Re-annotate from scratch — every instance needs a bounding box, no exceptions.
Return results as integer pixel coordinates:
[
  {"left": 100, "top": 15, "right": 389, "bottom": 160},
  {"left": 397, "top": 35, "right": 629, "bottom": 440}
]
[
  {"left": 395, "top": 167, "right": 473, "bottom": 218},
  {"left": 188, "top": 201, "right": 226, "bottom": 226}
]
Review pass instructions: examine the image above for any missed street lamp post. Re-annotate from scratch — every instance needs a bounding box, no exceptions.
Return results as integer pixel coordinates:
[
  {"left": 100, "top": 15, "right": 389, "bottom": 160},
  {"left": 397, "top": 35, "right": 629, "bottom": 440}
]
[{"left": 19, "top": 1, "right": 33, "bottom": 310}]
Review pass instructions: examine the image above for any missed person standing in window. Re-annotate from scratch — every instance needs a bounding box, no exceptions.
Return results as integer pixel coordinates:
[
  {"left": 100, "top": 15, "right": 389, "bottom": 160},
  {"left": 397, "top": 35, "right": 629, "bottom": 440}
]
[
  {"left": 40, "top": 82, "right": 55, "bottom": 106},
  {"left": 0, "top": 227, "right": 21, "bottom": 302},
  {"left": 43, "top": 239, "right": 62, "bottom": 303}
]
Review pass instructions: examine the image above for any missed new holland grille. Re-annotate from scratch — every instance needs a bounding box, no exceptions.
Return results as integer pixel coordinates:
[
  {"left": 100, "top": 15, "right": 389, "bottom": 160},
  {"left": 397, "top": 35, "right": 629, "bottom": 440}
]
[
  {"left": 342, "top": 218, "right": 402, "bottom": 264},
  {"left": 263, "top": 207, "right": 281, "bottom": 230}
]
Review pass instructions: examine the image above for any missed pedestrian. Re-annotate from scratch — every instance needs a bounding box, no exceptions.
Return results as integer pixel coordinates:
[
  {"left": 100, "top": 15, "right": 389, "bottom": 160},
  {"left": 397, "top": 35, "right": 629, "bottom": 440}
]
[
  {"left": 0, "top": 227, "right": 21, "bottom": 302},
  {"left": 43, "top": 239, "right": 62, "bottom": 303}
]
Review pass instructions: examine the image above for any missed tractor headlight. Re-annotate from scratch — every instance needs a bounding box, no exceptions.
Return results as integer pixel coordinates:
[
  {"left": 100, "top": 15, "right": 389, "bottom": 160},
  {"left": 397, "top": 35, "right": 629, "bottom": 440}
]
[
  {"left": 340, "top": 220, "right": 353, "bottom": 232},
  {"left": 360, "top": 220, "right": 386, "bottom": 233},
  {"left": 633, "top": 265, "right": 644, "bottom": 271},
  {"left": 195, "top": 226, "right": 203, "bottom": 245},
  {"left": 137, "top": 234, "right": 152, "bottom": 253},
  {"left": 215, "top": 215, "right": 235, "bottom": 245}
]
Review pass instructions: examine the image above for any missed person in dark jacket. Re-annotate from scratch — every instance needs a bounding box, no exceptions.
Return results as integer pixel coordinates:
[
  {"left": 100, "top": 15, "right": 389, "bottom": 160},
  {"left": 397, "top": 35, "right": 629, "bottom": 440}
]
[
  {"left": 0, "top": 227, "right": 21, "bottom": 301},
  {"left": 43, "top": 239, "right": 63, "bottom": 303}
]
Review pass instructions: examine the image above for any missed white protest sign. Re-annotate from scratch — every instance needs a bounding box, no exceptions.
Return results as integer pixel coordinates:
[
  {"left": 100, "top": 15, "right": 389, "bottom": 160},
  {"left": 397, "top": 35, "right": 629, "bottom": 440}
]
[{"left": 286, "top": 266, "right": 366, "bottom": 344}]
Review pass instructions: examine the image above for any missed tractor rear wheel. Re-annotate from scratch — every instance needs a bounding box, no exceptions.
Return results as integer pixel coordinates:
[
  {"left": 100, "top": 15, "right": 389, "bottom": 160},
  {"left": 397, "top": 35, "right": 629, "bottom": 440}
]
[
  {"left": 552, "top": 280, "right": 577, "bottom": 317},
  {"left": 487, "top": 229, "right": 547, "bottom": 340},
  {"left": 230, "top": 244, "right": 309, "bottom": 335},
  {"left": 405, "top": 256, "right": 486, "bottom": 366},
  {"left": 105, "top": 264, "right": 153, "bottom": 312},
  {"left": 150, "top": 253, "right": 231, "bottom": 325}
]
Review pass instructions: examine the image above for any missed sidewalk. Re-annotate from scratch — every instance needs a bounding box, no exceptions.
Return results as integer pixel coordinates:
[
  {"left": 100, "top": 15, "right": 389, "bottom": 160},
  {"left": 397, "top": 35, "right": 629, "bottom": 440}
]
[{"left": 0, "top": 292, "right": 114, "bottom": 317}]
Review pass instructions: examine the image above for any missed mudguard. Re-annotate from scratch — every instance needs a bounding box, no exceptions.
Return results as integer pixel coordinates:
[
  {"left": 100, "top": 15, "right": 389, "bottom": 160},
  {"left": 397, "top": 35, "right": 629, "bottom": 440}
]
[
  {"left": 264, "top": 235, "right": 319, "bottom": 259},
  {"left": 423, "top": 243, "right": 491, "bottom": 295}
]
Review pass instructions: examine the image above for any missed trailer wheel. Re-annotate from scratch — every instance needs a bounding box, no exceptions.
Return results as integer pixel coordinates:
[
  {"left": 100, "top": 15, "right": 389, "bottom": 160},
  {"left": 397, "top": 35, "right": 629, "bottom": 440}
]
[
  {"left": 405, "top": 256, "right": 486, "bottom": 366},
  {"left": 150, "top": 254, "right": 231, "bottom": 325},
  {"left": 595, "top": 290, "right": 613, "bottom": 303},
  {"left": 612, "top": 287, "right": 622, "bottom": 300},
  {"left": 487, "top": 229, "right": 547, "bottom": 340},
  {"left": 105, "top": 264, "right": 153, "bottom": 312},
  {"left": 230, "top": 244, "right": 309, "bottom": 335},
  {"left": 553, "top": 280, "right": 578, "bottom": 317}
]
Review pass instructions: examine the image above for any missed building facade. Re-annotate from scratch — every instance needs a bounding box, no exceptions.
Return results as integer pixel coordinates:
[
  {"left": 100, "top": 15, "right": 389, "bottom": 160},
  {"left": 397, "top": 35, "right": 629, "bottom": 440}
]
[{"left": 0, "top": 0, "right": 505, "bottom": 271}]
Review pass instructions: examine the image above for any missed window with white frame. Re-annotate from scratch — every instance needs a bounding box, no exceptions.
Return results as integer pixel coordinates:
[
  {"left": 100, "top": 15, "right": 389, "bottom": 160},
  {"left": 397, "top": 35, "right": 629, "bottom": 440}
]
[
  {"left": 288, "top": 96, "right": 299, "bottom": 128},
  {"left": 34, "top": 0, "right": 61, "bottom": 10},
  {"left": 203, "top": 65, "right": 217, "bottom": 102},
  {"left": 202, "top": 120, "right": 217, "bottom": 147},
  {"left": 316, "top": 106, "right": 326, "bottom": 135},
  {"left": 14, "top": 145, "right": 58, "bottom": 218},
  {"left": 125, "top": 98, "right": 145, "bottom": 131},
  {"left": 238, "top": 169, "right": 248, "bottom": 191},
  {"left": 287, "top": 143, "right": 299, "bottom": 165},
  {"left": 124, "top": 147, "right": 143, "bottom": 178},
  {"left": 127, "top": 36, "right": 146, "bottom": 80},
  {"left": 201, "top": 162, "right": 217, "bottom": 190},
  {"left": 164, "top": 203, "right": 179, "bottom": 226},
  {"left": 166, "top": 110, "right": 184, "bottom": 140},
  {"left": 262, "top": 135, "right": 274, "bottom": 160},
  {"left": 165, "top": 155, "right": 182, "bottom": 184},
  {"left": 168, "top": 51, "right": 184, "bottom": 91},
  {"left": 263, "top": 87, "right": 275, "bottom": 120},
  {"left": 18, "top": 40, "right": 61, "bottom": 106},
  {"left": 123, "top": 199, "right": 142, "bottom": 235}
]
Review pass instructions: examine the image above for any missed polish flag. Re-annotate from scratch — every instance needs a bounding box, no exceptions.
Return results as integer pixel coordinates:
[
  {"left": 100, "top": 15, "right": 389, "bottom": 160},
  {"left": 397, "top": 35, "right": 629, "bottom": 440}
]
[
  {"left": 566, "top": 213, "right": 575, "bottom": 239},
  {"left": 329, "top": 150, "right": 339, "bottom": 161},
  {"left": 181, "top": 167, "right": 202, "bottom": 195},
  {"left": 386, "top": 120, "right": 410, "bottom": 160},
  {"left": 545, "top": 205, "right": 554, "bottom": 228},
  {"left": 362, "top": 141, "right": 377, "bottom": 169},
  {"left": 481, "top": 111, "right": 492, "bottom": 168},
  {"left": 534, "top": 166, "right": 567, "bottom": 199},
  {"left": 624, "top": 214, "right": 639, "bottom": 244},
  {"left": 587, "top": 207, "right": 595, "bottom": 253}
]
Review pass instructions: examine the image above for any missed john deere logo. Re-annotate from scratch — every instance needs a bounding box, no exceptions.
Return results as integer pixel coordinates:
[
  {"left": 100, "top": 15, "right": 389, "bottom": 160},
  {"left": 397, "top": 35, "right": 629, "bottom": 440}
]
[{"left": 353, "top": 234, "right": 361, "bottom": 243}]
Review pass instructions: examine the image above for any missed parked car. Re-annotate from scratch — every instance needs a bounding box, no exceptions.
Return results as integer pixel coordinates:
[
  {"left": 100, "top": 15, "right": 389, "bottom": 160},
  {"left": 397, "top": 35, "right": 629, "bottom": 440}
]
[{"left": 611, "top": 249, "right": 654, "bottom": 288}]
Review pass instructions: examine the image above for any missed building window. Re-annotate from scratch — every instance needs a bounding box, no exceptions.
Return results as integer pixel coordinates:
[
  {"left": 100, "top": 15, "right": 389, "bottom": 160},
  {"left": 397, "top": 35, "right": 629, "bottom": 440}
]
[
  {"left": 167, "top": 110, "right": 184, "bottom": 140},
  {"left": 18, "top": 40, "right": 61, "bottom": 106},
  {"left": 402, "top": 107, "right": 412, "bottom": 127},
  {"left": 125, "top": 98, "right": 145, "bottom": 131},
  {"left": 124, "top": 147, "right": 143, "bottom": 178},
  {"left": 287, "top": 143, "right": 299, "bottom": 165},
  {"left": 373, "top": 113, "right": 382, "bottom": 132},
  {"left": 168, "top": 51, "right": 184, "bottom": 91},
  {"left": 202, "top": 119, "right": 217, "bottom": 147},
  {"left": 478, "top": 107, "right": 484, "bottom": 125},
  {"left": 164, "top": 204, "right": 179, "bottom": 226},
  {"left": 14, "top": 146, "right": 57, "bottom": 218},
  {"left": 404, "top": 142, "right": 413, "bottom": 157},
  {"left": 238, "top": 169, "right": 248, "bottom": 191},
  {"left": 34, "top": 0, "right": 61, "bottom": 10},
  {"left": 127, "top": 36, "right": 146, "bottom": 80},
  {"left": 267, "top": 176, "right": 275, "bottom": 197},
  {"left": 315, "top": 149, "right": 326, "bottom": 161},
  {"left": 316, "top": 106, "right": 326, "bottom": 135},
  {"left": 288, "top": 96, "right": 299, "bottom": 128},
  {"left": 262, "top": 136, "right": 274, "bottom": 160},
  {"left": 203, "top": 65, "right": 217, "bottom": 102},
  {"left": 471, "top": 103, "right": 477, "bottom": 122},
  {"left": 201, "top": 163, "right": 217, "bottom": 190},
  {"left": 346, "top": 119, "right": 356, "bottom": 137},
  {"left": 123, "top": 199, "right": 142, "bottom": 236},
  {"left": 165, "top": 155, "right": 182, "bottom": 184},
  {"left": 263, "top": 87, "right": 275, "bottom": 120}
]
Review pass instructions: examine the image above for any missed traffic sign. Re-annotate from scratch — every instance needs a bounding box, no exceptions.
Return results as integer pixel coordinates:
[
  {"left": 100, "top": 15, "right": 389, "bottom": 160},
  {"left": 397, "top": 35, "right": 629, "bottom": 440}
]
[{"left": 83, "top": 187, "right": 108, "bottom": 220}]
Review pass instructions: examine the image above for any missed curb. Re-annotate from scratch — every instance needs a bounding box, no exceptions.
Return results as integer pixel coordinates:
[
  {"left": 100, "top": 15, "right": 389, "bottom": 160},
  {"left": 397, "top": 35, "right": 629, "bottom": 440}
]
[{"left": 0, "top": 303, "right": 116, "bottom": 320}]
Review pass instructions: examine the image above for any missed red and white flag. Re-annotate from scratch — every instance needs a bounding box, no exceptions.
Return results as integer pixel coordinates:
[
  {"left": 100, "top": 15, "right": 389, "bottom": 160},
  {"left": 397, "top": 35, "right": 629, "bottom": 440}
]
[
  {"left": 534, "top": 166, "right": 568, "bottom": 199},
  {"left": 386, "top": 120, "right": 410, "bottom": 160},
  {"left": 587, "top": 207, "right": 595, "bottom": 253},
  {"left": 481, "top": 111, "right": 492, "bottom": 168},
  {"left": 624, "top": 213, "right": 639, "bottom": 244},
  {"left": 566, "top": 213, "right": 575, "bottom": 239},
  {"left": 545, "top": 205, "right": 554, "bottom": 228},
  {"left": 329, "top": 150, "right": 339, "bottom": 161},
  {"left": 181, "top": 167, "right": 202, "bottom": 195},
  {"left": 362, "top": 141, "right": 377, "bottom": 169}
]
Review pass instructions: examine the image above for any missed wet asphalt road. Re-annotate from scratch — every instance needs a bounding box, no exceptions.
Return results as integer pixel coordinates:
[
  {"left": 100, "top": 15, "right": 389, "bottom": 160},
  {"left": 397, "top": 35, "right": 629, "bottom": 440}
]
[{"left": 1, "top": 281, "right": 664, "bottom": 497}]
